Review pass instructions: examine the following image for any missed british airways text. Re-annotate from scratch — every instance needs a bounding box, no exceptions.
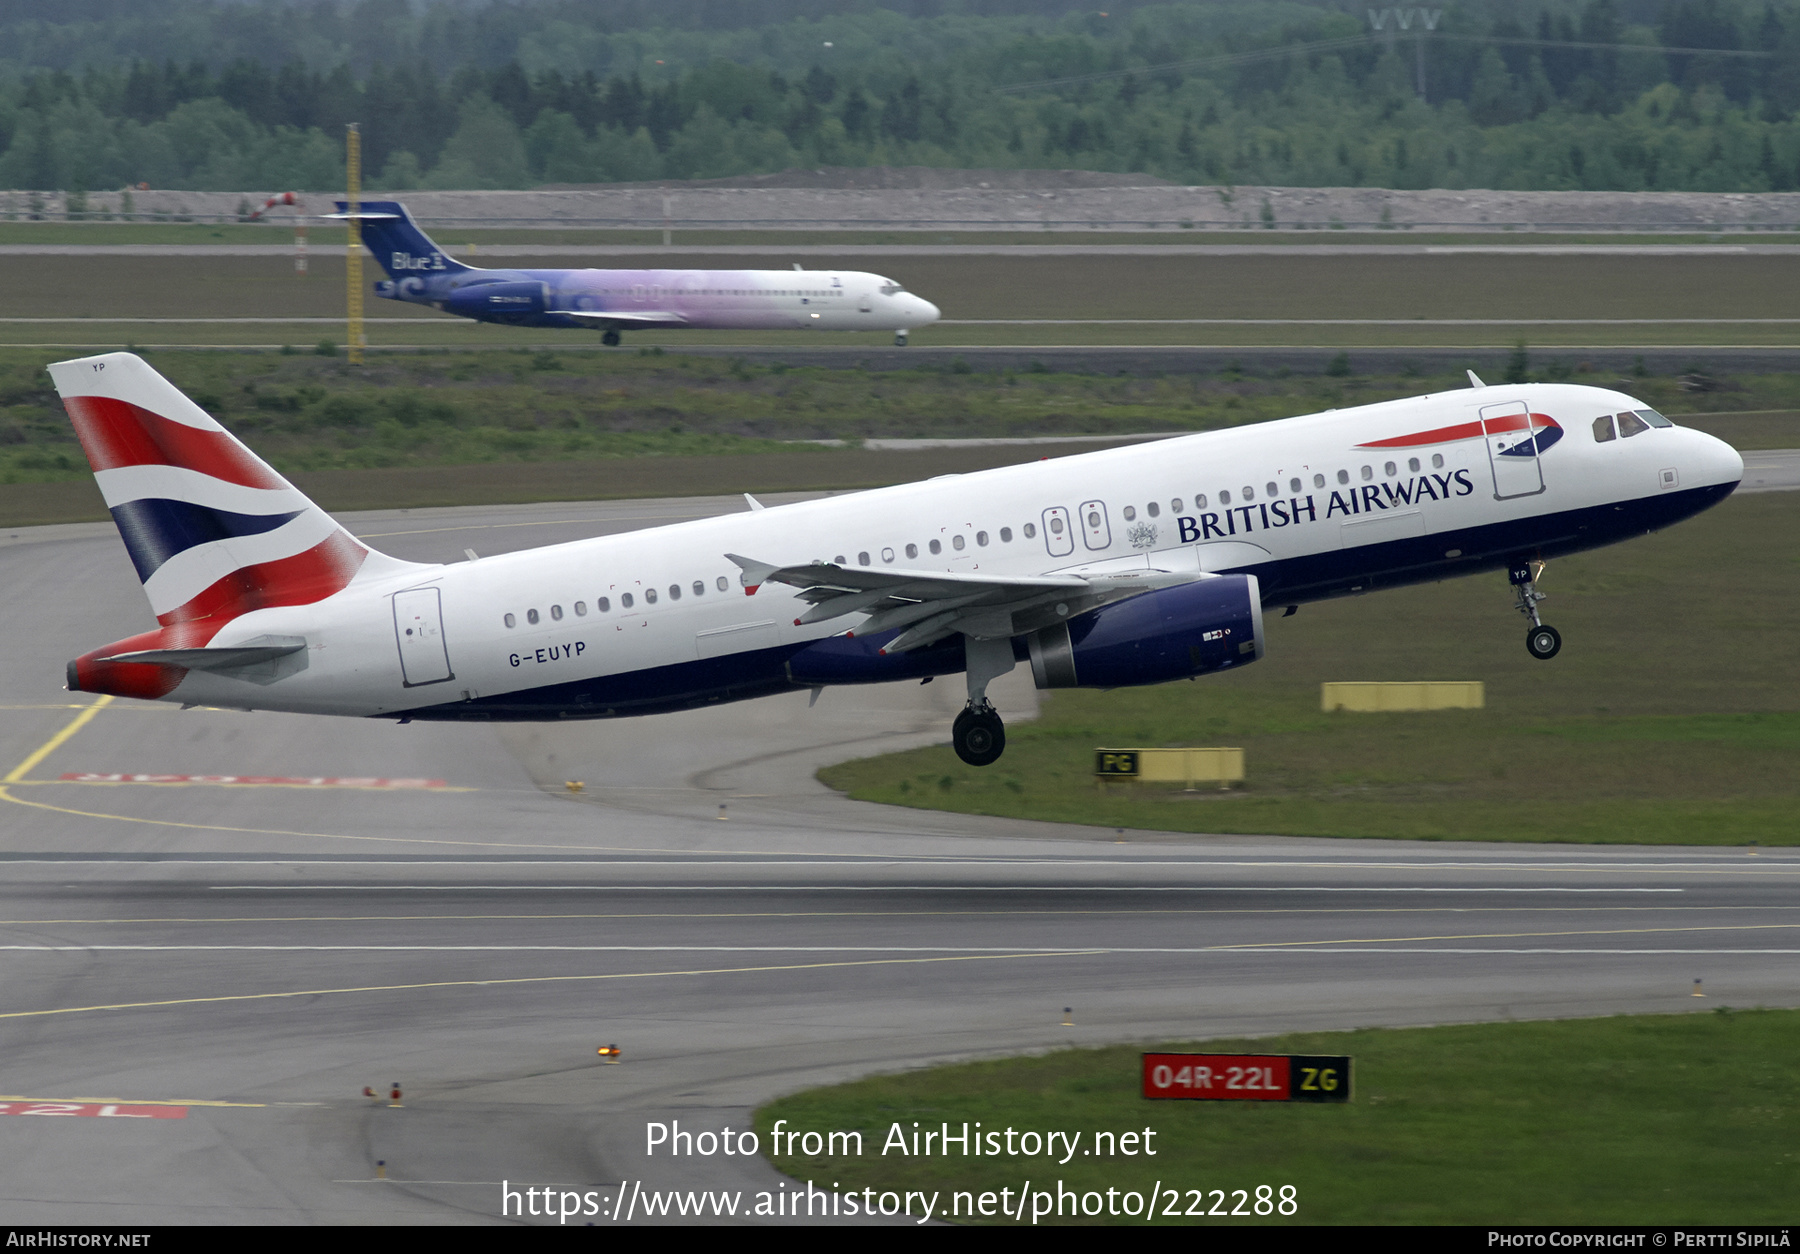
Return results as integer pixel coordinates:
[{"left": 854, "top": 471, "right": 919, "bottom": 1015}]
[{"left": 1177, "top": 469, "right": 1476, "bottom": 541}]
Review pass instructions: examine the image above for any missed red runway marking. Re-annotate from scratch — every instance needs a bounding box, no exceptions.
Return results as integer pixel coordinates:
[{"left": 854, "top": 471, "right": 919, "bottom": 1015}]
[
  {"left": 0, "top": 1101, "right": 186, "bottom": 1118},
  {"left": 59, "top": 773, "right": 448, "bottom": 788}
]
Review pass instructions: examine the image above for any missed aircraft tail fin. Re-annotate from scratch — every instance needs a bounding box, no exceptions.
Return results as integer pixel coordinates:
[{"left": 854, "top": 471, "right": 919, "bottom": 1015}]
[
  {"left": 332, "top": 199, "right": 474, "bottom": 280},
  {"left": 48, "top": 352, "right": 420, "bottom": 698}
]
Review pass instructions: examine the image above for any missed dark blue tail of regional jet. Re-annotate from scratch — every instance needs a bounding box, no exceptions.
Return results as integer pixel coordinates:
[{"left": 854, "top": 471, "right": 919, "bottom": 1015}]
[{"left": 332, "top": 201, "right": 473, "bottom": 281}]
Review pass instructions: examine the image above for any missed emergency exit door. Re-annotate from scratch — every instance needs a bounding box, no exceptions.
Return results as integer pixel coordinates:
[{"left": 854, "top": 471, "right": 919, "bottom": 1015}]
[
  {"left": 393, "top": 586, "right": 453, "bottom": 687},
  {"left": 1480, "top": 401, "right": 1547, "bottom": 500}
]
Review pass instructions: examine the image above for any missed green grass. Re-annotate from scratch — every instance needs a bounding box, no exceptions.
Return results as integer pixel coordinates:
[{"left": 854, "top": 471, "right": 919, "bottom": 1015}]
[
  {"left": 821, "top": 493, "right": 1800, "bottom": 846},
  {"left": 0, "top": 440, "right": 1162, "bottom": 527},
  {"left": 757, "top": 1009, "right": 1800, "bottom": 1225},
  {"left": 5, "top": 346, "right": 1796, "bottom": 493},
  {"left": 0, "top": 344, "right": 1276, "bottom": 488}
]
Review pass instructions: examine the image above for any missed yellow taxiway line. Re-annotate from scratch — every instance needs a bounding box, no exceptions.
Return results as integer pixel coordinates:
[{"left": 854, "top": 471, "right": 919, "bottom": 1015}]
[{"left": 3, "top": 694, "right": 112, "bottom": 784}]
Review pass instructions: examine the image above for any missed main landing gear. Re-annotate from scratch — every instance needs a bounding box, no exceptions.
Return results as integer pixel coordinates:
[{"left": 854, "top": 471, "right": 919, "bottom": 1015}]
[
  {"left": 601, "top": 330, "right": 622, "bottom": 347},
  {"left": 953, "top": 705, "right": 1005, "bottom": 767},
  {"left": 1509, "top": 559, "right": 1562, "bottom": 661},
  {"left": 953, "top": 634, "right": 1016, "bottom": 766}
]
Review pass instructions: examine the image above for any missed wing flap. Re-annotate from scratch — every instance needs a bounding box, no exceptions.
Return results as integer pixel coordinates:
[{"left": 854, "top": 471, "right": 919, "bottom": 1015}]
[{"left": 563, "top": 311, "right": 690, "bottom": 328}]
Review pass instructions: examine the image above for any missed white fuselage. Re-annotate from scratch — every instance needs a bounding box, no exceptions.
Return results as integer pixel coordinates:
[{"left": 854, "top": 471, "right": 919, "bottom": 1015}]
[{"left": 161, "top": 383, "right": 1743, "bottom": 719}]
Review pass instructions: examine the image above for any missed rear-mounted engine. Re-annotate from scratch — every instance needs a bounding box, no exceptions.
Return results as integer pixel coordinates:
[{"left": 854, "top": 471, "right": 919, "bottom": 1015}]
[{"left": 441, "top": 280, "right": 550, "bottom": 319}]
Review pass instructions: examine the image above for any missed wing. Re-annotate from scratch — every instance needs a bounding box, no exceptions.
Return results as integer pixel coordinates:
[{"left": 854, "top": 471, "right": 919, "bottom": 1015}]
[
  {"left": 725, "top": 554, "right": 1205, "bottom": 653},
  {"left": 562, "top": 310, "right": 690, "bottom": 329}
]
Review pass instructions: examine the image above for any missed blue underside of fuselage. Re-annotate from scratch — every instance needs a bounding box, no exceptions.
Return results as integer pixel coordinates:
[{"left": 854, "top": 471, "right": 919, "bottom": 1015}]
[{"left": 388, "top": 480, "right": 1737, "bottom": 722}]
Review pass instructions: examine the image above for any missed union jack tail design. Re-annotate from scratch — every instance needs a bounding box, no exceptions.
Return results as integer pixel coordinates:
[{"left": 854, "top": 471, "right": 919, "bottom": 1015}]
[{"left": 48, "top": 352, "right": 415, "bottom": 699}]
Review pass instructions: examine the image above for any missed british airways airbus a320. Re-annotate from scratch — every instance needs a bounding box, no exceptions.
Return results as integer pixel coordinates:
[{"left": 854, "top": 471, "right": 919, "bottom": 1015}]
[
  {"left": 331, "top": 200, "right": 941, "bottom": 346},
  {"left": 53, "top": 353, "right": 1740, "bottom": 766}
]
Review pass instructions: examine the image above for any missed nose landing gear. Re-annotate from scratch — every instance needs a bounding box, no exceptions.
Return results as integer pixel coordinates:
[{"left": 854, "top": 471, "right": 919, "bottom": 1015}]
[
  {"left": 1510, "top": 559, "right": 1561, "bottom": 660},
  {"left": 1526, "top": 623, "right": 1563, "bottom": 660},
  {"left": 894, "top": 330, "right": 909, "bottom": 347}
]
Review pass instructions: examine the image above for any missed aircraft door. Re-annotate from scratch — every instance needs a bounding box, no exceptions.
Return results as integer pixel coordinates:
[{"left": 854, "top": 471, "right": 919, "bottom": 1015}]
[
  {"left": 1480, "top": 401, "right": 1546, "bottom": 499},
  {"left": 393, "top": 587, "right": 454, "bottom": 687},
  {"left": 1078, "top": 500, "right": 1111, "bottom": 550},
  {"left": 1042, "top": 506, "right": 1074, "bottom": 557}
]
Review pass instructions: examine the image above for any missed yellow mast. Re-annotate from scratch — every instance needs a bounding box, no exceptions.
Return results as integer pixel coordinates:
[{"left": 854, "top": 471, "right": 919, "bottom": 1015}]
[{"left": 345, "top": 122, "right": 364, "bottom": 365}]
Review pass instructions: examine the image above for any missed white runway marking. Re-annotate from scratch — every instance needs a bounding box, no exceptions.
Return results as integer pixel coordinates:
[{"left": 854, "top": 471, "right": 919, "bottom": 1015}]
[
  {"left": 6, "top": 944, "right": 1792, "bottom": 955},
  {"left": 200, "top": 883, "right": 1689, "bottom": 893}
]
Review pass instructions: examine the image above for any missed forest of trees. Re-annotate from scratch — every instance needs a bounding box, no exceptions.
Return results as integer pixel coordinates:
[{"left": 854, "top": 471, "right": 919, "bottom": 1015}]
[{"left": 5, "top": 0, "right": 1800, "bottom": 193}]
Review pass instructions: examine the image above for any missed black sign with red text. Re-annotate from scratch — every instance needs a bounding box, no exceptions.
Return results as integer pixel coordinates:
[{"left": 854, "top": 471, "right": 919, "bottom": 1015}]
[{"left": 1142, "top": 1054, "right": 1352, "bottom": 1103}]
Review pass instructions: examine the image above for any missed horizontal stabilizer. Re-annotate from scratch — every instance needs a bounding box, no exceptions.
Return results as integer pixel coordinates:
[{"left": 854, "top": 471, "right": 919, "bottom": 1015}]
[
  {"left": 103, "top": 640, "right": 306, "bottom": 671},
  {"left": 333, "top": 200, "right": 472, "bottom": 280}
]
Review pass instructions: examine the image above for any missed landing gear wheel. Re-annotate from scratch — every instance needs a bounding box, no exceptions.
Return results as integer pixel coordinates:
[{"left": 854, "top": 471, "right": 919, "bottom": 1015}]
[
  {"left": 894, "top": 330, "right": 909, "bottom": 347},
  {"left": 1526, "top": 624, "right": 1562, "bottom": 660},
  {"left": 952, "top": 706, "right": 1006, "bottom": 767},
  {"left": 601, "top": 330, "right": 621, "bottom": 347}
]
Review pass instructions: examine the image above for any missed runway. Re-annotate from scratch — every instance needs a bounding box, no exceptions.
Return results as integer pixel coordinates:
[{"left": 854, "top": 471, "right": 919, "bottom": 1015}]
[{"left": 3, "top": 494, "right": 1797, "bottom": 1224}]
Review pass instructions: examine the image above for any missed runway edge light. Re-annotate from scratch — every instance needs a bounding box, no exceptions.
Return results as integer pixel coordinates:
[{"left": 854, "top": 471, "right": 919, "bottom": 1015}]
[{"left": 598, "top": 1045, "right": 622, "bottom": 1063}]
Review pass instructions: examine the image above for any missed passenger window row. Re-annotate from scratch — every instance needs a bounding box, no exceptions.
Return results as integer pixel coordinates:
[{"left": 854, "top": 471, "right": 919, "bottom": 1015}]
[
  {"left": 827, "top": 526, "right": 1020, "bottom": 567},
  {"left": 499, "top": 443, "right": 1492, "bottom": 632},
  {"left": 808, "top": 452, "right": 1466, "bottom": 576},
  {"left": 503, "top": 574, "right": 733, "bottom": 629},
  {"left": 1119, "top": 455, "right": 1446, "bottom": 517}
]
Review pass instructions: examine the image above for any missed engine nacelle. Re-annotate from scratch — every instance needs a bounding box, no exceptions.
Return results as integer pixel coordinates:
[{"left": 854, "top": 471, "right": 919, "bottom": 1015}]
[
  {"left": 441, "top": 280, "right": 550, "bottom": 319},
  {"left": 1026, "top": 575, "right": 1264, "bottom": 689}
]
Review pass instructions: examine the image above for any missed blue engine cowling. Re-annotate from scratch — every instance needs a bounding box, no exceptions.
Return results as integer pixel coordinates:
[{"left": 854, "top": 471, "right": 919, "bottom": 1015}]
[
  {"left": 1026, "top": 574, "right": 1264, "bottom": 689},
  {"left": 441, "top": 280, "right": 550, "bottom": 319}
]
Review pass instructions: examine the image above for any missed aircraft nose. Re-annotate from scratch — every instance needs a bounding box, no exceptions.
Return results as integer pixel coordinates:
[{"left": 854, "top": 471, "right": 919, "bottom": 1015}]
[
  {"left": 1690, "top": 429, "right": 1744, "bottom": 488},
  {"left": 913, "top": 296, "right": 940, "bottom": 326}
]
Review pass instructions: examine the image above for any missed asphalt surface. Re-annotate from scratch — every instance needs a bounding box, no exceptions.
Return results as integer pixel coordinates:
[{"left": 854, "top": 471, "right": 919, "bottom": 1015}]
[{"left": 3, "top": 490, "right": 1798, "bottom": 1225}]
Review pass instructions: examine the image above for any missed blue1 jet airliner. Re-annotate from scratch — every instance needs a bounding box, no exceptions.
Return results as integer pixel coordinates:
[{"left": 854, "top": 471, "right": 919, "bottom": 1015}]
[
  {"left": 53, "top": 354, "right": 1741, "bottom": 766},
  {"left": 331, "top": 200, "right": 941, "bottom": 346}
]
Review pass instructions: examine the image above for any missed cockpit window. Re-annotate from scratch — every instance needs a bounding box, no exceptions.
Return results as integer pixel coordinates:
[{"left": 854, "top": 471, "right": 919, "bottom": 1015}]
[
  {"left": 1592, "top": 415, "right": 1616, "bottom": 443},
  {"left": 878, "top": 281, "right": 906, "bottom": 296},
  {"left": 1617, "top": 411, "right": 1649, "bottom": 438},
  {"left": 1636, "top": 408, "right": 1673, "bottom": 428}
]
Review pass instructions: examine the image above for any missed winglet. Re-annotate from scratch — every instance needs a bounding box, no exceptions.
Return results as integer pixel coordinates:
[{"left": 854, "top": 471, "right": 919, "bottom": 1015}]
[
  {"left": 725, "top": 552, "right": 781, "bottom": 596},
  {"left": 1467, "top": 370, "right": 1485, "bottom": 388},
  {"left": 744, "top": 493, "right": 765, "bottom": 512}
]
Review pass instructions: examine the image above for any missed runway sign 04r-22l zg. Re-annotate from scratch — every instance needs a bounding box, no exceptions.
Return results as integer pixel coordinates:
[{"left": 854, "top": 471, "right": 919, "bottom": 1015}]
[{"left": 1142, "top": 1054, "right": 1352, "bottom": 1103}]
